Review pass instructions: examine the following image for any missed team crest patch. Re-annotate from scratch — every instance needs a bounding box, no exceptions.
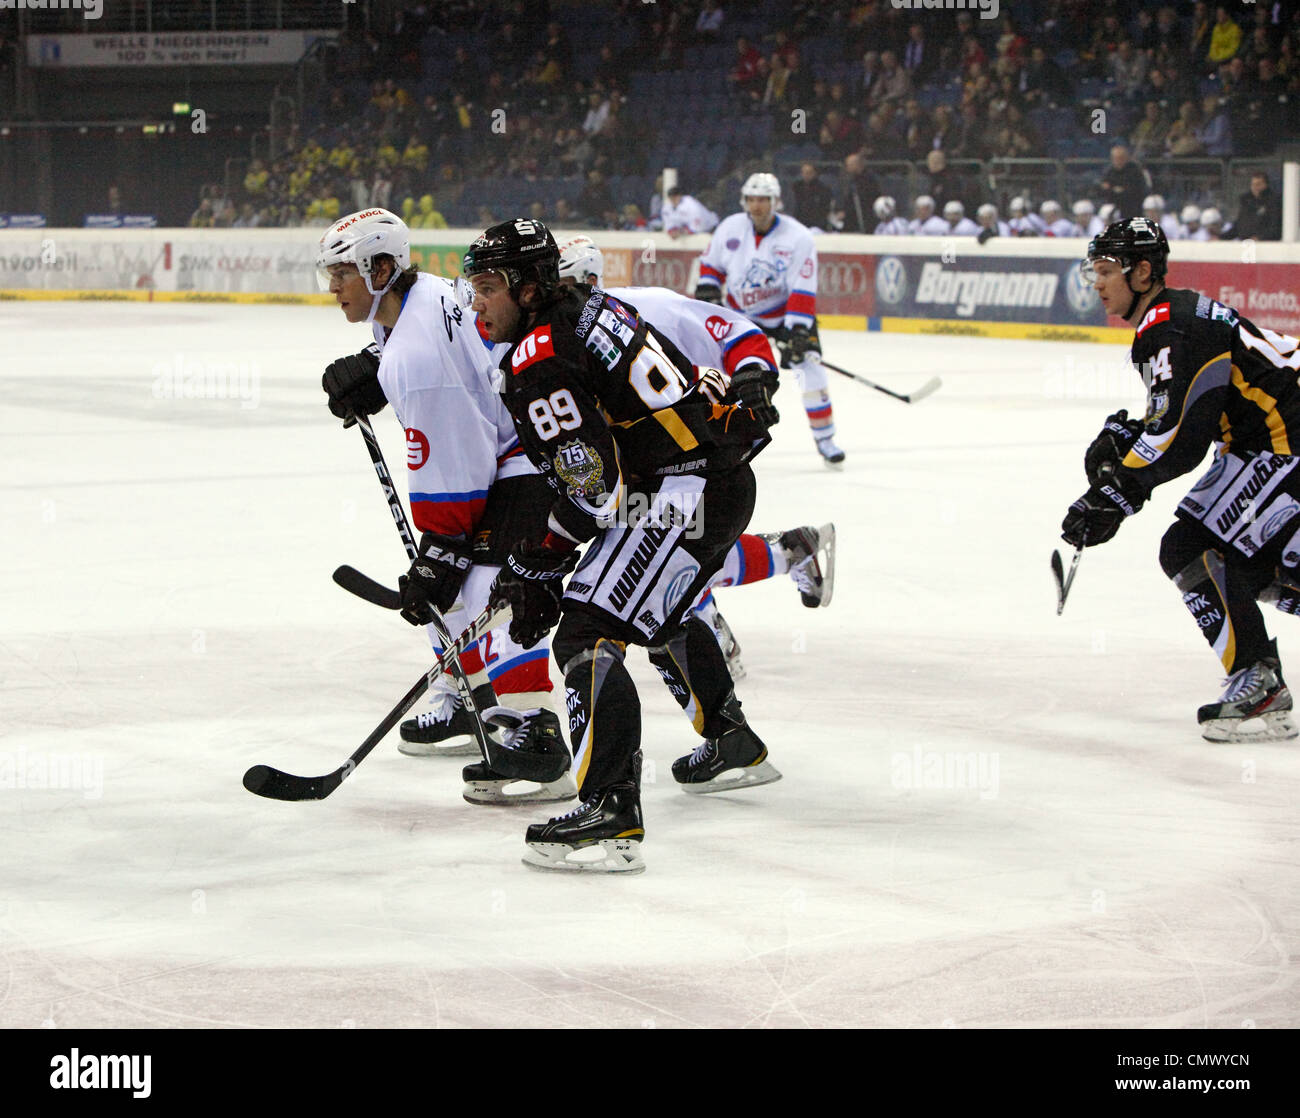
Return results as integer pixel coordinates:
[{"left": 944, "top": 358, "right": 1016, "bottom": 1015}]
[
  {"left": 598, "top": 308, "right": 635, "bottom": 345},
  {"left": 555, "top": 439, "right": 605, "bottom": 497},
  {"left": 1146, "top": 391, "right": 1170, "bottom": 424},
  {"left": 605, "top": 298, "right": 638, "bottom": 329}
]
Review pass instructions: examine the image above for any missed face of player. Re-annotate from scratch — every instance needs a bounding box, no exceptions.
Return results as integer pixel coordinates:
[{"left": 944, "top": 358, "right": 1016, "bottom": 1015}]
[
  {"left": 744, "top": 195, "right": 775, "bottom": 233},
  {"left": 324, "top": 263, "right": 377, "bottom": 323},
  {"left": 1085, "top": 257, "right": 1139, "bottom": 320},
  {"left": 469, "top": 270, "right": 524, "bottom": 343}
]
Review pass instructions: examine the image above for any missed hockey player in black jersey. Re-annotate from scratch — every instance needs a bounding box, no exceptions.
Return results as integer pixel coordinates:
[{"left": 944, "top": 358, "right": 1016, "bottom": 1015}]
[
  {"left": 1062, "top": 217, "right": 1300, "bottom": 742},
  {"left": 462, "top": 218, "right": 782, "bottom": 873}
]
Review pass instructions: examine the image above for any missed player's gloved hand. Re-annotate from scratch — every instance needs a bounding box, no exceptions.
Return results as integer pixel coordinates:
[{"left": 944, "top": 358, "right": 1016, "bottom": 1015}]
[
  {"left": 323, "top": 344, "right": 386, "bottom": 428},
  {"left": 488, "top": 540, "right": 579, "bottom": 649},
  {"left": 1060, "top": 477, "right": 1145, "bottom": 548},
  {"left": 398, "top": 532, "right": 474, "bottom": 626},
  {"left": 776, "top": 324, "right": 819, "bottom": 368},
  {"left": 693, "top": 284, "right": 723, "bottom": 305},
  {"left": 1084, "top": 408, "right": 1145, "bottom": 486},
  {"left": 729, "top": 367, "right": 780, "bottom": 427}
]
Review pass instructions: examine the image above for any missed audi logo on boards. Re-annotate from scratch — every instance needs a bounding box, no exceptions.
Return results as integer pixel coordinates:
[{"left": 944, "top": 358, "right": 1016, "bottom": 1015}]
[
  {"left": 818, "top": 259, "right": 869, "bottom": 297},
  {"left": 633, "top": 257, "right": 690, "bottom": 290}
]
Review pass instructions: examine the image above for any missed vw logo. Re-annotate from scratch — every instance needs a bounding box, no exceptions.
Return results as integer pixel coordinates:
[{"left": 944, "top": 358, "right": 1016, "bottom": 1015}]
[
  {"left": 875, "top": 256, "right": 908, "bottom": 306},
  {"left": 1065, "top": 261, "right": 1101, "bottom": 318}
]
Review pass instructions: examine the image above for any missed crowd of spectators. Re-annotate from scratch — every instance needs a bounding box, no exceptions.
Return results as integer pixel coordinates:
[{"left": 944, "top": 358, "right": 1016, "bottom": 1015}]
[{"left": 185, "top": 0, "right": 1299, "bottom": 238}]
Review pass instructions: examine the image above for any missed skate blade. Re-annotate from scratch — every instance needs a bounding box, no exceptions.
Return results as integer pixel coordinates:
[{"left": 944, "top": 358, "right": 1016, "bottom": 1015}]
[
  {"left": 820, "top": 457, "right": 845, "bottom": 472},
  {"left": 398, "top": 737, "right": 480, "bottom": 757},
  {"left": 816, "top": 522, "right": 835, "bottom": 608},
  {"left": 463, "top": 773, "right": 578, "bottom": 806},
  {"left": 679, "top": 759, "right": 783, "bottom": 794},
  {"left": 1200, "top": 710, "right": 1298, "bottom": 743},
  {"left": 521, "top": 837, "right": 646, "bottom": 874}
]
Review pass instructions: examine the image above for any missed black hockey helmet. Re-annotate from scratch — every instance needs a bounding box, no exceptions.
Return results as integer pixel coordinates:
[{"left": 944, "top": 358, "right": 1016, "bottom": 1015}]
[
  {"left": 463, "top": 218, "right": 560, "bottom": 294},
  {"left": 1085, "top": 217, "right": 1169, "bottom": 283}
]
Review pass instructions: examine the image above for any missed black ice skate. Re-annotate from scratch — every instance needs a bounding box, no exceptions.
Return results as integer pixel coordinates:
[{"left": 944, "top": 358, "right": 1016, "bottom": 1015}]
[
  {"left": 462, "top": 707, "right": 576, "bottom": 805},
  {"left": 764, "top": 522, "right": 836, "bottom": 608},
  {"left": 1197, "top": 658, "right": 1298, "bottom": 743},
  {"left": 399, "top": 692, "right": 481, "bottom": 757},
  {"left": 815, "top": 433, "right": 845, "bottom": 469},
  {"left": 672, "top": 722, "right": 782, "bottom": 794},
  {"left": 521, "top": 782, "right": 645, "bottom": 874}
]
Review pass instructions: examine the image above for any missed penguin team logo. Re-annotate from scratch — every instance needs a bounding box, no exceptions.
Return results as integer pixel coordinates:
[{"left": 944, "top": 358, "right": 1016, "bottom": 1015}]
[{"left": 875, "top": 256, "right": 908, "bottom": 306}]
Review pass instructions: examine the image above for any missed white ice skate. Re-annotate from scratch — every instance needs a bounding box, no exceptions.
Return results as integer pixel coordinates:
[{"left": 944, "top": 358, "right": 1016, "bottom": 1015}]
[
  {"left": 1197, "top": 660, "right": 1298, "bottom": 743},
  {"left": 815, "top": 433, "right": 845, "bottom": 469}
]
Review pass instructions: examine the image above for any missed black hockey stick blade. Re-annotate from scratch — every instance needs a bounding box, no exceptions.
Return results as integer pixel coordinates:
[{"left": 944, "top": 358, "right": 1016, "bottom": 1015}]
[
  {"left": 1051, "top": 546, "right": 1083, "bottom": 615},
  {"left": 333, "top": 564, "right": 402, "bottom": 610},
  {"left": 821, "top": 359, "right": 941, "bottom": 404}
]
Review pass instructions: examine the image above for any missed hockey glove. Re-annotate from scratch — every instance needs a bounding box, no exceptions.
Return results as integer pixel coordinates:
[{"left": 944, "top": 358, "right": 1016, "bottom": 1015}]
[
  {"left": 1084, "top": 409, "right": 1145, "bottom": 486},
  {"left": 323, "top": 344, "right": 386, "bottom": 428},
  {"left": 729, "top": 366, "right": 780, "bottom": 427},
  {"left": 1061, "top": 476, "right": 1146, "bottom": 549},
  {"left": 693, "top": 283, "right": 723, "bottom": 305},
  {"left": 398, "top": 532, "right": 474, "bottom": 626},
  {"left": 489, "top": 541, "right": 579, "bottom": 649},
  {"left": 777, "top": 324, "right": 819, "bottom": 369}
]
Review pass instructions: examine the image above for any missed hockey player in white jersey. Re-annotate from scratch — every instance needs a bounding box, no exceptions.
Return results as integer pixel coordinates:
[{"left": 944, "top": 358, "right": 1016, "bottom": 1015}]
[
  {"left": 942, "top": 200, "right": 980, "bottom": 236},
  {"left": 909, "top": 195, "right": 950, "bottom": 236},
  {"left": 1142, "top": 194, "right": 1182, "bottom": 242},
  {"left": 661, "top": 183, "right": 719, "bottom": 237},
  {"left": 1007, "top": 196, "right": 1046, "bottom": 236},
  {"left": 556, "top": 233, "right": 836, "bottom": 678},
  {"left": 873, "top": 196, "right": 911, "bottom": 236},
  {"left": 1073, "top": 199, "right": 1104, "bottom": 237},
  {"left": 692, "top": 172, "right": 845, "bottom": 467},
  {"left": 317, "top": 208, "right": 575, "bottom": 804},
  {"left": 975, "top": 203, "right": 1011, "bottom": 241},
  {"left": 1040, "top": 200, "right": 1083, "bottom": 237},
  {"left": 1180, "top": 204, "right": 1209, "bottom": 241}
]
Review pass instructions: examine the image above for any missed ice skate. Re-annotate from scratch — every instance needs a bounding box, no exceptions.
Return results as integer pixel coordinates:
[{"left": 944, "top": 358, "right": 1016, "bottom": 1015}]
[
  {"left": 672, "top": 723, "right": 782, "bottom": 793},
  {"left": 1197, "top": 659, "right": 1298, "bottom": 743},
  {"left": 521, "top": 782, "right": 646, "bottom": 873},
  {"left": 463, "top": 707, "right": 576, "bottom": 804},
  {"left": 764, "top": 523, "right": 836, "bottom": 608},
  {"left": 697, "top": 596, "right": 745, "bottom": 680},
  {"left": 815, "top": 433, "right": 845, "bottom": 469},
  {"left": 398, "top": 691, "right": 482, "bottom": 757}
]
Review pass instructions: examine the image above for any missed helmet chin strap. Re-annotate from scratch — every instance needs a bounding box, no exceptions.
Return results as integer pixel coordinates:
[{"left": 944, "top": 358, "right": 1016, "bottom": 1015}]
[
  {"left": 363, "top": 269, "right": 399, "bottom": 325},
  {"left": 1123, "top": 267, "right": 1162, "bottom": 321}
]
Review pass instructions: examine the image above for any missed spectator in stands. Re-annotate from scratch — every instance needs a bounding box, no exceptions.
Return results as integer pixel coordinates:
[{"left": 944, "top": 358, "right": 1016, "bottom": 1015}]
[
  {"left": 661, "top": 183, "right": 719, "bottom": 237},
  {"left": 858, "top": 108, "right": 895, "bottom": 160},
  {"left": 1021, "top": 45, "right": 1071, "bottom": 108},
  {"left": 1154, "top": 5, "right": 1182, "bottom": 55},
  {"left": 1233, "top": 170, "right": 1283, "bottom": 241},
  {"left": 901, "top": 98, "right": 930, "bottom": 161},
  {"left": 1207, "top": 5, "right": 1243, "bottom": 67},
  {"left": 1110, "top": 40, "right": 1149, "bottom": 99},
  {"left": 951, "top": 101, "right": 988, "bottom": 161},
  {"left": 232, "top": 203, "right": 261, "bottom": 229},
  {"left": 790, "top": 162, "right": 833, "bottom": 231},
  {"left": 244, "top": 160, "right": 269, "bottom": 199},
  {"left": 859, "top": 50, "right": 881, "bottom": 95},
  {"left": 930, "top": 104, "right": 959, "bottom": 152},
  {"left": 620, "top": 203, "right": 648, "bottom": 230},
  {"left": 1085, "top": 13, "right": 1125, "bottom": 78},
  {"left": 728, "top": 36, "right": 763, "bottom": 97},
  {"left": 695, "top": 1, "right": 724, "bottom": 44},
  {"left": 1188, "top": 3, "right": 1213, "bottom": 63},
  {"left": 987, "top": 104, "right": 1039, "bottom": 160},
  {"left": 819, "top": 109, "right": 862, "bottom": 161},
  {"left": 578, "top": 168, "right": 614, "bottom": 221},
  {"left": 1196, "top": 94, "right": 1233, "bottom": 157},
  {"left": 995, "top": 18, "right": 1028, "bottom": 68},
  {"left": 545, "top": 20, "right": 572, "bottom": 76},
  {"left": 1096, "top": 144, "right": 1150, "bottom": 221},
  {"left": 902, "top": 24, "right": 934, "bottom": 84},
  {"left": 553, "top": 198, "right": 580, "bottom": 228},
  {"left": 959, "top": 34, "right": 987, "bottom": 79},
  {"left": 1164, "top": 99, "right": 1206, "bottom": 156},
  {"left": 582, "top": 91, "right": 612, "bottom": 136},
  {"left": 410, "top": 194, "right": 448, "bottom": 229},
  {"left": 762, "top": 49, "right": 792, "bottom": 107},
  {"left": 921, "top": 149, "right": 966, "bottom": 212},
  {"left": 869, "top": 50, "right": 910, "bottom": 108},
  {"left": 834, "top": 153, "right": 882, "bottom": 234},
  {"left": 1130, "top": 102, "right": 1169, "bottom": 162}
]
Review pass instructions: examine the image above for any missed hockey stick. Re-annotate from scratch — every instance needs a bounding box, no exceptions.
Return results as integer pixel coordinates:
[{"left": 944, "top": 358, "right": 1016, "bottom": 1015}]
[
  {"left": 242, "top": 604, "right": 510, "bottom": 801},
  {"left": 352, "top": 415, "right": 524, "bottom": 776},
  {"left": 1051, "top": 546, "right": 1083, "bottom": 615},
  {"left": 332, "top": 564, "right": 402, "bottom": 610},
  {"left": 820, "top": 359, "right": 941, "bottom": 404}
]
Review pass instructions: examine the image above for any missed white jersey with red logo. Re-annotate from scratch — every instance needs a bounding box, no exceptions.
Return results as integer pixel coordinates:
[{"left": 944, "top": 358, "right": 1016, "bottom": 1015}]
[
  {"left": 371, "top": 272, "right": 533, "bottom": 540},
  {"left": 605, "top": 285, "right": 777, "bottom": 379},
  {"left": 695, "top": 212, "right": 818, "bottom": 331}
]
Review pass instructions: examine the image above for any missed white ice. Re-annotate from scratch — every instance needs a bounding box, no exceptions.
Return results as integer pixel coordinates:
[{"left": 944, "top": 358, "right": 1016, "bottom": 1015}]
[{"left": 2, "top": 302, "right": 1297, "bottom": 1029}]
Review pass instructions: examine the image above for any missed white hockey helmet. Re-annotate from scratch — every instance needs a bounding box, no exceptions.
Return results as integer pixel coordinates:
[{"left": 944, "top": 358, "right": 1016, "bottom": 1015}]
[
  {"left": 914, "top": 193, "right": 936, "bottom": 215},
  {"left": 1142, "top": 193, "right": 1165, "bottom": 214},
  {"left": 1180, "top": 203, "right": 1202, "bottom": 225},
  {"left": 1098, "top": 202, "right": 1118, "bottom": 224},
  {"left": 1072, "top": 199, "right": 1096, "bottom": 219},
  {"left": 1009, "top": 195, "right": 1028, "bottom": 216},
  {"left": 977, "top": 202, "right": 999, "bottom": 222},
  {"left": 557, "top": 233, "right": 605, "bottom": 285},
  {"left": 873, "top": 195, "right": 896, "bottom": 220},
  {"left": 740, "top": 172, "right": 781, "bottom": 205},
  {"left": 943, "top": 200, "right": 965, "bottom": 220},
  {"left": 1040, "top": 199, "right": 1063, "bottom": 219},
  {"left": 1201, "top": 206, "right": 1223, "bottom": 228},
  {"left": 317, "top": 208, "right": 410, "bottom": 296}
]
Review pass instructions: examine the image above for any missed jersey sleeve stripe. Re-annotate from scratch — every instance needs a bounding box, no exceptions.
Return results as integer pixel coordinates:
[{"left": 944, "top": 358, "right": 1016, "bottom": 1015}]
[
  {"left": 652, "top": 408, "right": 701, "bottom": 451},
  {"left": 699, "top": 264, "right": 726, "bottom": 283},
  {"left": 1231, "top": 364, "right": 1291, "bottom": 454},
  {"left": 786, "top": 291, "right": 817, "bottom": 315}
]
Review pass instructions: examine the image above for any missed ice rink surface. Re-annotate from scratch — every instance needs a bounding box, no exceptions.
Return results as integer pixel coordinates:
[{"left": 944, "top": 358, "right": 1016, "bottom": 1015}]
[{"left": 2, "top": 300, "right": 1297, "bottom": 1029}]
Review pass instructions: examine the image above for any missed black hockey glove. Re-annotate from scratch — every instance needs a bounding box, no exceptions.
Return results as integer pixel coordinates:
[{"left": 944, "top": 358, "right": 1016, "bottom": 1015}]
[
  {"left": 776, "top": 324, "right": 819, "bottom": 369},
  {"left": 1084, "top": 409, "right": 1145, "bottom": 486},
  {"left": 398, "top": 532, "right": 474, "bottom": 626},
  {"left": 1060, "top": 477, "right": 1145, "bottom": 548},
  {"left": 489, "top": 542, "right": 580, "bottom": 649},
  {"left": 323, "top": 344, "right": 386, "bottom": 428},
  {"left": 693, "top": 283, "right": 723, "bottom": 305},
  {"left": 729, "top": 366, "right": 780, "bottom": 427}
]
